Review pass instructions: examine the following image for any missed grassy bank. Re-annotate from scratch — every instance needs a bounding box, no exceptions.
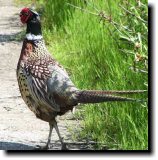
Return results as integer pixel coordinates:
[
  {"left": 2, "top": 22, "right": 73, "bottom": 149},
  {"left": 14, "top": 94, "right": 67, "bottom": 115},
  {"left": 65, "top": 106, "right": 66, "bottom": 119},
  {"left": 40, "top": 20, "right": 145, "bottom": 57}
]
[{"left": 17, "top": 0, "right": 148, "bottom": 150}]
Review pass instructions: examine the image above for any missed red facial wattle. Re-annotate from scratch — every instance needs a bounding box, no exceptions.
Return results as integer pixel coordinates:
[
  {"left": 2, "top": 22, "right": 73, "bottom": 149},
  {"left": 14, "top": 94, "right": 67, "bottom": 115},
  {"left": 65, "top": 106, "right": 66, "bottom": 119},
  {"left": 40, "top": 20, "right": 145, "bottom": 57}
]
[{"left": 20, "top": 8, "right": 33, "bottom": 24}]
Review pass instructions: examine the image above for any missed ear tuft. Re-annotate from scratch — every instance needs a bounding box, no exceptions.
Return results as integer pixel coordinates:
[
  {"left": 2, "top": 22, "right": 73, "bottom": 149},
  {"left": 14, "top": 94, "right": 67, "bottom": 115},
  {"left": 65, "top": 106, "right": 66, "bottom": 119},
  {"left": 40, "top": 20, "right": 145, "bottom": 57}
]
[{"left": 30, "top": 9, "right": 39, "bottom": 16}]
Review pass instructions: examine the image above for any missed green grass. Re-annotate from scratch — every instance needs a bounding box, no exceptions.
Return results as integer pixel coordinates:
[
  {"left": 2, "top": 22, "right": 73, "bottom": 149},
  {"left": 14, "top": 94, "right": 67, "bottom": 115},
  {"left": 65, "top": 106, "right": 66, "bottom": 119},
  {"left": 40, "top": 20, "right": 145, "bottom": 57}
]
[{"left": 17, "top": 0, "right": 148, "bottom": 150}]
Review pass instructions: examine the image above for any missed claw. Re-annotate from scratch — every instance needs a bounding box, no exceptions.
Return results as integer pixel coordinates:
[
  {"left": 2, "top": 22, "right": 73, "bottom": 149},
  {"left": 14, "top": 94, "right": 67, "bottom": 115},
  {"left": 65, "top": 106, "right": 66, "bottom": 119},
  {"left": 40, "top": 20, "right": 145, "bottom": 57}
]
[
  {"left": 35, "top": 144, "right": 51, "bottom": 150},
  {"left": 61, "top": 143, "right": 68, "bottom": 150}
]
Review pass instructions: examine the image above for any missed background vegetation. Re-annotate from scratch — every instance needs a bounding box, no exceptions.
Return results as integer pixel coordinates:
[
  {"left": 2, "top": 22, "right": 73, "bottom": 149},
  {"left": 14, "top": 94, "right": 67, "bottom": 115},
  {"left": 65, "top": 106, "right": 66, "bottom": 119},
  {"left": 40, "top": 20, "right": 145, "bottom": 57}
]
[{"left": 17, "top": 0, "right": 148, "bottom": 150}]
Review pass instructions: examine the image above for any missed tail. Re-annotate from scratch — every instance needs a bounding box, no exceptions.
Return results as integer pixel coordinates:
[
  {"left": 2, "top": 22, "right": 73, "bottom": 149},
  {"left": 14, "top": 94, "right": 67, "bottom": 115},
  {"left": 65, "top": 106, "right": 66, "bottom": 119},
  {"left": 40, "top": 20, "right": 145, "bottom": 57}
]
[{"left": 76, "top": 90, "right": 147, "bottom": 104}]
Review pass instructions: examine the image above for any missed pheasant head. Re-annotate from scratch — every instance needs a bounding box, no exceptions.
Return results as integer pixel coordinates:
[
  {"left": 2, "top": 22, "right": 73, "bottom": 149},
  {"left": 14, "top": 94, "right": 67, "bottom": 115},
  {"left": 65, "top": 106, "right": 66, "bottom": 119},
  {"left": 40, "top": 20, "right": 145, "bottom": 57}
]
[{"left": 20, "top": 8, "right": 42, "bottom": 39}]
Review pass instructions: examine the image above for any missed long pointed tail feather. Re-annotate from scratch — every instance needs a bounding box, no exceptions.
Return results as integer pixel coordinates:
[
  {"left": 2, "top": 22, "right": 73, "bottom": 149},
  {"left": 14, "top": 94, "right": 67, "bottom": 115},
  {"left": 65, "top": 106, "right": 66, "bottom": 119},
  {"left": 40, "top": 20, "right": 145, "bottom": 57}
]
[
  {"left": 76, "top": 90, "right": 146, "bottom": 104},
  {"left": 94, "top": 90, "right": 147, "bottom": 95}
]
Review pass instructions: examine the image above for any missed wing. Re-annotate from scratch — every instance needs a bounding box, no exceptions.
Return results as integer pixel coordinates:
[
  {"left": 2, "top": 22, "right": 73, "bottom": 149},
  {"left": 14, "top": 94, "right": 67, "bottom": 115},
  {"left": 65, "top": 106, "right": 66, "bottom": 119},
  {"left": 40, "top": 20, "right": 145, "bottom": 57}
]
[
  {"left": 47, "top": 64, "right": 78, "bottom": 108},
  {"left": 24, "top": 58, "right": 78, "bottom": 112}
]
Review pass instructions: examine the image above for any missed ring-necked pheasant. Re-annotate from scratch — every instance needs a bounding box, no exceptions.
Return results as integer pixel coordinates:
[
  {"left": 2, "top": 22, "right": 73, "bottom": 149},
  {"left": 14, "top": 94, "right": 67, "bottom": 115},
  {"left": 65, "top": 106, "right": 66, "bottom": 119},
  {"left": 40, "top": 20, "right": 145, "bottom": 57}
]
[{"left": 17, "top": 8, "right": 146, "bottom": 150}]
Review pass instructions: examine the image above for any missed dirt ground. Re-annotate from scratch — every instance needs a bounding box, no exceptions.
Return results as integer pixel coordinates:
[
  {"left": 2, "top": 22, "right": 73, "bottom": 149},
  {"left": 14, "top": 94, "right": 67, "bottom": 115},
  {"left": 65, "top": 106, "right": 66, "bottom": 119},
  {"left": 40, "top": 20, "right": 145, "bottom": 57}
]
[{"left": 0, "top": 0, "right": 95, "bottom": 151}]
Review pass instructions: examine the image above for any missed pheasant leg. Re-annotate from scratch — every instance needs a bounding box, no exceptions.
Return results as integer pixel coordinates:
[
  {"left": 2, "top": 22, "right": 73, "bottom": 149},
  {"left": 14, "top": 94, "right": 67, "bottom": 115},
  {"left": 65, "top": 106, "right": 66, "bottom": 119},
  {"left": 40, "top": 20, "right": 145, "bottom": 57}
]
[
  {"left": 35, "top": 123, "right": 53, "bottom": 150},
  {"left": 54, "top": 120, "right": 68, "bottom": 150}
]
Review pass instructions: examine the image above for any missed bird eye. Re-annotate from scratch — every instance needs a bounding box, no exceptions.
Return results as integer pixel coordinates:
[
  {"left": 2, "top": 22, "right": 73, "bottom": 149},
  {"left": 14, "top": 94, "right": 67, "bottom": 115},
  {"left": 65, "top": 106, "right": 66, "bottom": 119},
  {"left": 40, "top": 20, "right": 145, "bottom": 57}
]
[
  {"left": 24, "top": 12, "right": 29, "bottom": 16},
  {"left": 20, "top": 12, "right": 29, "bottom": 17}
]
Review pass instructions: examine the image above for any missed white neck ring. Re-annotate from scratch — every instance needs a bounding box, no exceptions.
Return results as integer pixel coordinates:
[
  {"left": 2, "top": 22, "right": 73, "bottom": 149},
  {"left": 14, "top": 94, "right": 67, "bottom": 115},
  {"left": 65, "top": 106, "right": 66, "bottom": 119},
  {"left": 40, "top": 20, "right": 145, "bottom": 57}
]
[{"left": 26, "top": 33, "right": 43, "bottom": 40}]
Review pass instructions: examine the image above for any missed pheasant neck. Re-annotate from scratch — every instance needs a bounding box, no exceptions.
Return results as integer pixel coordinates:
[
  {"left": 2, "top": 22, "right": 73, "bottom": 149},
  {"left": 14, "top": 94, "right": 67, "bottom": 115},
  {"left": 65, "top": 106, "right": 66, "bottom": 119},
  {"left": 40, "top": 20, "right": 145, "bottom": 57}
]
[{"left": 26, "top": 16, "right": 42, "bottom": 40}]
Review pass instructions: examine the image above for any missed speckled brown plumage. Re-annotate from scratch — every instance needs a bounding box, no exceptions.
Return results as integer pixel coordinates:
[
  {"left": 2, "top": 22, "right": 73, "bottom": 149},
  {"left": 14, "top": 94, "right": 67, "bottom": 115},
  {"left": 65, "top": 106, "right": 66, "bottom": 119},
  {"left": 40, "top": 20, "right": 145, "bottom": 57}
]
[{"left": 17, "top": 39, "right": 77, "bottom": 121}]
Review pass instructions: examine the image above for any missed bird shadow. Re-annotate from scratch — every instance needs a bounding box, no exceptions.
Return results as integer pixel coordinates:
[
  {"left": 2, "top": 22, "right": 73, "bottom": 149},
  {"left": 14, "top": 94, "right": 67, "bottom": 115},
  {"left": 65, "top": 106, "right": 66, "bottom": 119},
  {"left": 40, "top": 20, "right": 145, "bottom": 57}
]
[
  {"left": 1, "top": 140, "right": 108, "bottom": 151},
  {"left": 0, "top": 141, "right": 34, "bottom": 150}
]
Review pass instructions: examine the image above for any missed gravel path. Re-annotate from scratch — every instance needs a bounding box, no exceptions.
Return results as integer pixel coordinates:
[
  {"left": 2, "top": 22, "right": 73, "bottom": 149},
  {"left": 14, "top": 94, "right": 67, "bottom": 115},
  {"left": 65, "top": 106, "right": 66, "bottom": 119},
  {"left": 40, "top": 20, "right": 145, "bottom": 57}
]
[{"left": 0, "top": 0, "right": 94, "bottom": 150}]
